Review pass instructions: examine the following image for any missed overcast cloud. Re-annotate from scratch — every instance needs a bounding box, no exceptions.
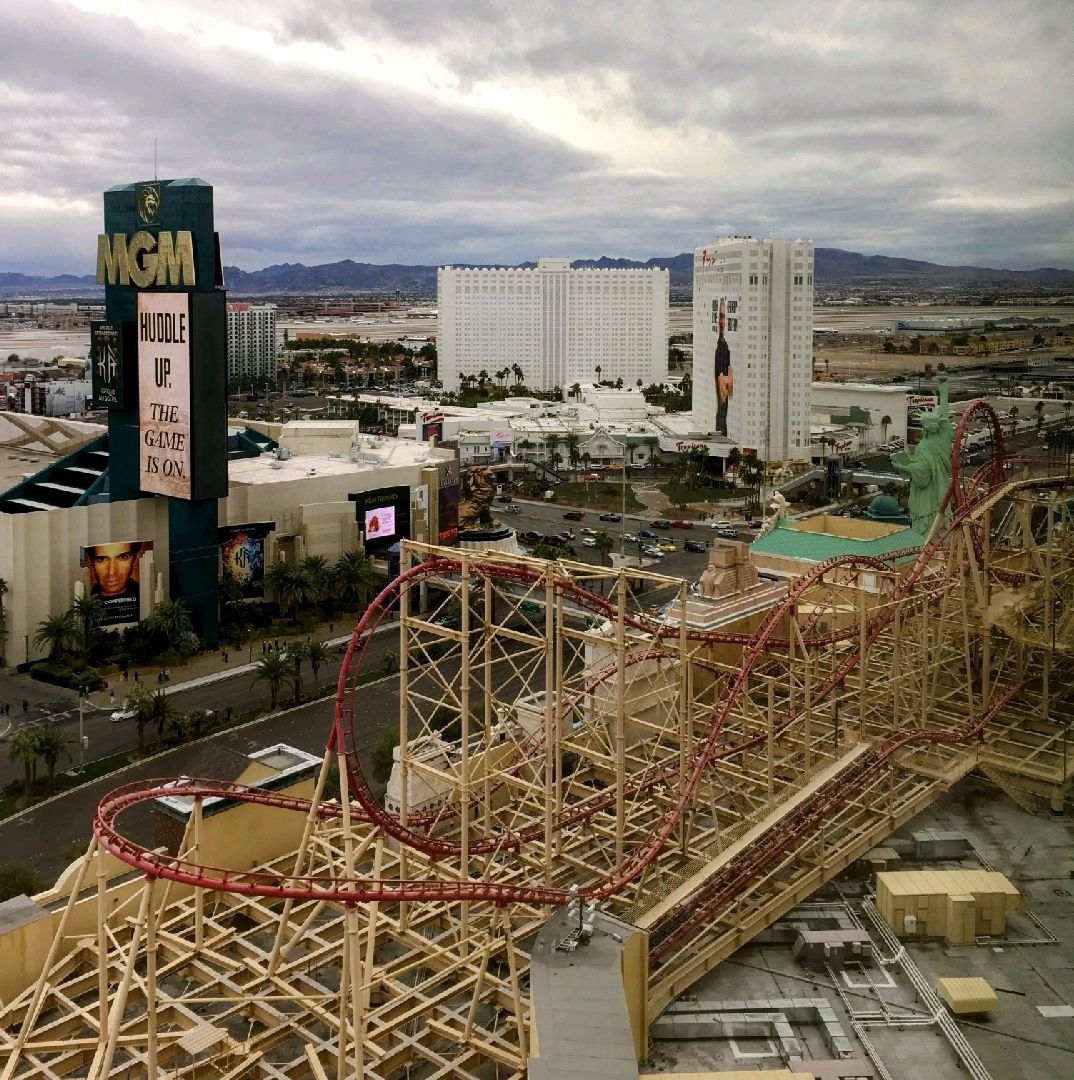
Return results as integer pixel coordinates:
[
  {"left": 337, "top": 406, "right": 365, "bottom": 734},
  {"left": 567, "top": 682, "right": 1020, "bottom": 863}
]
[{"left": 2, "top": 0, "right": 1071, "bottom": 275}]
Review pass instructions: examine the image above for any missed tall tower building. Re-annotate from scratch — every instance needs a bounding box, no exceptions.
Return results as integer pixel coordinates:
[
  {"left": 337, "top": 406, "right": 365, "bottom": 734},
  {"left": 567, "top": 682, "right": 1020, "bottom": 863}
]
[
  {"left": 226, "top": 302, "right": 278, "bottom": 385},
  {"left": 437, "top": 258, "right": 668, "bottom": 392},
  {"left": 692, "top": 237, "right": 813, "bottom": 461}
]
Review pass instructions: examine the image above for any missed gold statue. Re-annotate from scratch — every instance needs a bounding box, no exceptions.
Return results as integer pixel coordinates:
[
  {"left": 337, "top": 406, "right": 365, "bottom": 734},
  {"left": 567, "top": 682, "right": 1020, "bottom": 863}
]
[{"left": 458, "top": 466, "right": 501, "bottom": 534}]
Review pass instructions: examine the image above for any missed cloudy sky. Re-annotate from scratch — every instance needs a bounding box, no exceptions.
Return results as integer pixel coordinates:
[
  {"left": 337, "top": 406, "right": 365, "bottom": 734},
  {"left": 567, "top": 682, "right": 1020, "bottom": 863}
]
[{"left": 3, "top": 0, "right": 1072, "bottom": 275}]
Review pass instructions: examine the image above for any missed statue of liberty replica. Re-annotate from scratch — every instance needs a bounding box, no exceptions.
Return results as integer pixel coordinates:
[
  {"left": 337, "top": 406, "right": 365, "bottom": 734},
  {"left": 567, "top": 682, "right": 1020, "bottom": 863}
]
[{"left": 891, "top": 373, "right": 954, "bottom": 536}]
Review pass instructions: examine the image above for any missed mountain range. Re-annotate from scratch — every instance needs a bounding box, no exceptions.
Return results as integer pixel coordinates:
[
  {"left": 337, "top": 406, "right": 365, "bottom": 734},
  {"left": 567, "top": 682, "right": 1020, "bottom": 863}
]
[{"left": 3, "top": 249, "right": 1073, "bottom": 297}]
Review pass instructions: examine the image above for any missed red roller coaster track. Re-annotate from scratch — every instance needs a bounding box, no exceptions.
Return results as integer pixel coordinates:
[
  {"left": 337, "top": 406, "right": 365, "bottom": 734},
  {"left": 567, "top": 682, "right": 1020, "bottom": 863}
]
[{"left": 92, "top": 403, "right": 1033, "bottom": 917}]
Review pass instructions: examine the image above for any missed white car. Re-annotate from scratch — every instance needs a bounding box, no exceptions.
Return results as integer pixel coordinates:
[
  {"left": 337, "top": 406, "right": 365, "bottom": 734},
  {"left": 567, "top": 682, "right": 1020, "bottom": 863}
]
[
  {"left": 110, "top": 709, "right": 134, "bottom": 723},
  {"left": 710, "top": 520, "right": 735, "bottom": 530},
  {"left": 582, "top": 536, "right": 597, "bottom": 547},
  {"left": 623, "top": 532, "right": 638, "bottom": 543}
]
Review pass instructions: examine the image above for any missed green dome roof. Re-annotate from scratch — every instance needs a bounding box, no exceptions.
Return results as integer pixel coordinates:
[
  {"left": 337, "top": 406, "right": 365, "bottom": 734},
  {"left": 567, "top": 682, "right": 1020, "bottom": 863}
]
[{"left": 863, "top": 494, "right": 907, "bottom": 522}]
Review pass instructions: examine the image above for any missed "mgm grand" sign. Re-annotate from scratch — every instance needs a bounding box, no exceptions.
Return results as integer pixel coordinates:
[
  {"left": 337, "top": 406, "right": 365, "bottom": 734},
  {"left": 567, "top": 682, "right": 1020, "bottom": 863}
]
[{"left": 96, "top": 230, "right": 196, "bottom": 288}]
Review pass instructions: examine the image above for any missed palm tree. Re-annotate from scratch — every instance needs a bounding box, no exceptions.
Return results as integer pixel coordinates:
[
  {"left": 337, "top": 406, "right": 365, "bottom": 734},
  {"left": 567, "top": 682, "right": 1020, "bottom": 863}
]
[
  {"left": 333, "top": 551, "right": 377, "bottom": 612},
  {"left": 146, "top": 598, "right": 196, "bottom": 658},
  {"left": 570, "top": 382, "right": 582, "bottom": 400},
  {"left": 1008, "top": 405, "right": 1019, "bottom": 437},
  {"left": 511, "top": 363, "right": 524, "bottom": 387},
  {"left": 594, "top": 531, "right": 614, "bottom": 566},
  {"left": 33, "top": 611, "right": 79, "bottom": 660},
  {"left": 69, "top": 594, "right": 104, "bottom": 654},
  {"left": 33, "top": 726, "right": 72, "bottom": 793},
  {"left": 123, "top": 681, "right": 160, "bottom": 757},
  {"left": 306, "top": 640, "right": 330, "bottom": 694},
  {"left": 1034, "top": 400, "right": 1046, "bottom": 432},
  {"left": 594, "top": 364, "right": 602, "bottom": 383},
  {"left": 299, "top": 556, "right": 330, "bottom": 606},
  {"left": 285, "top": 640, "right": 308, "bottom": 704},
  {"left": 251, "top": 652, "right": 290, "bottom": 710},
  {"left": 8, "top": 725, "right": 41, "bottom": 802},
  {"left": 880, "top": 415, "right": 892, "bottom": 444},
  {"left": 726, "top": 447, "right": 742, "bottom": 490},
  {"left": 265, "top": 561, "right": 303, "bottom": 620}
]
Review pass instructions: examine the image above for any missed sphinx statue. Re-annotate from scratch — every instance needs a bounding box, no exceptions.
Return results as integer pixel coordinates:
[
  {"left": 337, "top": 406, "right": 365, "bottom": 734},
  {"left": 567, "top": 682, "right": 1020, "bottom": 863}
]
[{"left": 458, "top": 466, "right": 502, "bottom": 535}]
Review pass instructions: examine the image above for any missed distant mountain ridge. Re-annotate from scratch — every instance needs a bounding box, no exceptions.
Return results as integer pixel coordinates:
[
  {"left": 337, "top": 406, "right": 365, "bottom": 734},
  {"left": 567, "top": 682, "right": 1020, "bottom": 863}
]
[{"left": 3, "top": 249, "right": 1073, "bottom": 296}]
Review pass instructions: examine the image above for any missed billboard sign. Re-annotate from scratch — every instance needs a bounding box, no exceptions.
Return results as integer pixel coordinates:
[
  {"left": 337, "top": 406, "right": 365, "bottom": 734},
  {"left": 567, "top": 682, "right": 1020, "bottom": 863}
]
[
  {"left": 436, "top": 459, "right": 459, "bottom": 545},
  {"left": 82, "top": 540, "right": 153, "bottom": 626},
  {"left": 219, "top": 522, "right": 273, "bottom": 597},
  {"left": 138, "top": 292, "right": 192, "bottom": 498},
  {"left": 352, "top": 485, "right": 411, "bottom": 553},
  {"left": 90, "top": 320, "right": 125, "bottom": 408}
]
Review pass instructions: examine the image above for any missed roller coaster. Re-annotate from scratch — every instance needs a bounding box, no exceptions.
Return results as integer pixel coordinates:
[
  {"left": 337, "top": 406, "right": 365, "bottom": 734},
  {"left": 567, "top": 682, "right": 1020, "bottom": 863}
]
[{"left": 3, "top": 401, "right": 1072, "bottom": 1078}]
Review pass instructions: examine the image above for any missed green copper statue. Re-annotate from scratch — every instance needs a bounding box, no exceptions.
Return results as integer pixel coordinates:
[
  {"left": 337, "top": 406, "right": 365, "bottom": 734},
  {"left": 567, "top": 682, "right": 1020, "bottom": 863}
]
[{"left": 891, "top": 374, "right": 953, "bottom": 535}]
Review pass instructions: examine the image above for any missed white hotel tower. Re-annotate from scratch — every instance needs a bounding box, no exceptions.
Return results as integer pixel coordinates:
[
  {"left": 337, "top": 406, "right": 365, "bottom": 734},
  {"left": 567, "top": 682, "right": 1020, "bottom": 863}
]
[
  {"left": 692, "top": 237, "right": 814, "bottom": 461},
  {"left": 437, "top": 258, "right": 669, "bottom": 393}
]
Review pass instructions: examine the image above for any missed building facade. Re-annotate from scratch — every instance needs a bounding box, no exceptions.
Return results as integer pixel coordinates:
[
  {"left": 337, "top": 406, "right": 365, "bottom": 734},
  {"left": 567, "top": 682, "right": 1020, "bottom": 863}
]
[
  {"left": 693, "top": 237, "right": 814, "bottom": 461},
  {"left": 437, "top": 259, "right": 669, "bottom": 392},
  {"left": 227, "top": 302, "right": 278, "bottom": 385}
]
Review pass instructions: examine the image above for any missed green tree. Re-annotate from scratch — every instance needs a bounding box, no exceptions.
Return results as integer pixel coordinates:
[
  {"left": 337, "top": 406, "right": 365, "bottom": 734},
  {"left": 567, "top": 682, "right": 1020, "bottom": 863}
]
[
  {"left": 726, "top": 446, "right": 742, "bottom": 489},
  {"left": 594, "top": 531, "right": 614, "bottom": 566},
  {"left": 251, "top": 652, "right": 290, "bottom": 710},
  {"left": 1034, "top": 400, "right": 1046, "bottom": 432},
  {"left": 333, "top": 550, "right": 378, "bottom": 611},
  {"left": 33, "top": 725, "right": 72, "bottom": 793},
  {"left": 265, "top": 561, "right": 303, "bottom": 620},
  {"left": 0, "top": 860, "right": 45, "bottom": 901},
  {"left": 299, "top": 556, "right": 331, "bottom": 606},
  {"left": 146, "top": 598, "right": 197, "bottom": 658},
  {"left": 69, "top": 593, "right": 104, "bottom": 654},
  {"left": 123, "top": 681, "right": 159, "bottom": 757},
  {"left": 8, "top": 725, "right": 41, "bottom": 801},
  {"left": 370, "top": 726, "right": 399, "bottom": 786},
  {"left": 285, "top": 640, "right": 308, "bottom": 704},
  {"left": 306, "top": 640, "right": 330, "bottom": 694},
  {"left": 33, "top": 610, "right": 79, "bottom": 660},
  {"left": 880, "top": 415, "right": 892, "bottom": 443}
]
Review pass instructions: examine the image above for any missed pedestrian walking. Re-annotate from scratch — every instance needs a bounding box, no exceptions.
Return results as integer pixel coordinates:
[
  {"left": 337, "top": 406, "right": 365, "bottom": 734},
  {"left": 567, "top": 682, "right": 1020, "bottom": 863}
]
[
  {"left": 133, "top": 671, "right": 140, "bottom": 683},
  {"left": 123, "top": 669, "right": 129, "bottom": 682},
  {"left": 22, "top": 699, "right": 28, "bottom": 713},
  {"left": 109, "top": 690, "right": 115, "bottom": 706},
  {"left": 222, "top": 650, "right": 229, "bottom": 663}
]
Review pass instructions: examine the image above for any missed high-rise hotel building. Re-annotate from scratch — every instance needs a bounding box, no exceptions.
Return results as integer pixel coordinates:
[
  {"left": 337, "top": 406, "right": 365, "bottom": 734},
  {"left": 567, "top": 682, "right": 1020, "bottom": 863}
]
[
  {"left": 437, "top": 258, "right": 669, "bottom": 392},
  {"left": 226, "top": 302, "right": 278, "bottom": 385},
  {"left": 692, "top": 237, "right": 813, "bottom": 461}
]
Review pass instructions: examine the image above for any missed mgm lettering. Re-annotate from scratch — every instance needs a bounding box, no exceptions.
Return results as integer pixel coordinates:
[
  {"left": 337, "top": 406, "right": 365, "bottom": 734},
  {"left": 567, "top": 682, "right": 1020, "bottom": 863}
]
[{"left": 96, "top": 230, "right": 197, "bottom": 288}]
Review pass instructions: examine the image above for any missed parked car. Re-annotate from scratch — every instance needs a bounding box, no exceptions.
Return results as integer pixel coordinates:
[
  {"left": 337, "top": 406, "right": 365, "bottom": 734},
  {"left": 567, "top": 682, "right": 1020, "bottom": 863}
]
[
  {"left": 670, "top": 519, "right": 693, "bottom": 529},
  {"left": 684, "top": 539, "right": 706, "bottom": 553},
  {"left": 505, "top": 504, "right": 521, "bottom": 513},
  {"left": 650, "top": 519, "right": 671, "bottom": 530},
  {"left": 563, "top": 510, "right": 584, "bottom": 521},
  {"left": 628, "top": 462, "right": 646, "bottom": 470},
  {"left": 582, "top": 536, "right": 597, "bottom": 547},
  {"left": 495, "top": 494, "right": 513, "bottom": 503},
  {"left": 557, "top": 531, "right": 574, "bottom": 542},
  {"left": 520, "top": 530, "right": 542, "bottom": 542},
  {"left": 598, "top": 512, "right": 622, "bottom": 522},
  {"left": 638, "top": 528, "right": 657, "bottom": 539},
  {"left": 640, "top": 545, "right": 665, "bottom": 558}
]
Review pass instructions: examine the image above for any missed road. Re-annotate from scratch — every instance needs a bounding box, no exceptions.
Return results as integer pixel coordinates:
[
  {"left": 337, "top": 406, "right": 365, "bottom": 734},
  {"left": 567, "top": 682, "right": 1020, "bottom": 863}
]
[{"left": 0, "top": 629, "right": 400, "bottom": 789}]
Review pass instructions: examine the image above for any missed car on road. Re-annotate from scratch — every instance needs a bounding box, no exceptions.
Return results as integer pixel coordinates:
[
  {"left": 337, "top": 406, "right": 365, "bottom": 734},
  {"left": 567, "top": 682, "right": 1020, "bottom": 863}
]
[
  {"left": 584, "top": 472, "right": 602, "bottom": 481},
  {"left": 656, "top": 541, "right": 677, "bottom": 554},
  {"left": 557, "top": 531, "right": 574, "bottom": 542},
  {"left": 684, "top": 539, "right": 706, "bottom": 553},
  {"left": 520, "top": 530, "right": 542, "bottom": 542},
  {"left": 640, "top": 544, "right": 665, "bottom": 558},
  {"left": 714, "top": 525, "right": 738, "bottom": 539},
  {"left": 110, "top": 709, "right": 134, "bottom": 723},
  {"left": 628, "top": 463, "right": 646, "bottom": 470},
  {"left": 650, "top": 519, "right": 671, "bottom": 530},
  {"left": 580, "top": 527, "right": 597, "bottom": 536},
  {"left": 598, "top": 512, "right": 622, "bottom": 522},
  {"left": 710, "top": 520, "right": 735, "bottom": 530},
  {"left": 563, "top": 510, "right": 584, "bottom": 521},
  {"left": 623, "top": 532, "right": 638, "bottom": 543},
  {"left": 582, "top": 536, "right": 597, "bottom": 547},
  {"left": 670, "top": 519, "right": 693, "bottom": 529},
  {"left": 495, "top": 494, "right": 513, "bottom": 503},
  {"left": 505, "top": 504, "right": 521, "bottom": 513},
  {"left": 638, "top": 528, "right": 657, "bottom": 539}
]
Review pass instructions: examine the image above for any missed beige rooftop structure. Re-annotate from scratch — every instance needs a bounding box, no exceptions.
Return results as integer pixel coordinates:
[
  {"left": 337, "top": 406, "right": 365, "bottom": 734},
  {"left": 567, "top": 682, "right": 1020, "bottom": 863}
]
[
  {"left": 935, "top": 977, "right": 999, "bottom": 1016},
  {"left": 875, "top": 870, "right": 1021, "bottom": 943}
]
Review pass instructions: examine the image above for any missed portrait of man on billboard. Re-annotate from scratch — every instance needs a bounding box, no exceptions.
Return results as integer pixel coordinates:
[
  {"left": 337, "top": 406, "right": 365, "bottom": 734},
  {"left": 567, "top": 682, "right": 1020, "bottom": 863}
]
[{"left": 83, "top": 540, "right": 151, "bottom": 625}]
